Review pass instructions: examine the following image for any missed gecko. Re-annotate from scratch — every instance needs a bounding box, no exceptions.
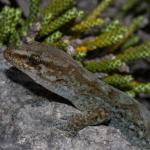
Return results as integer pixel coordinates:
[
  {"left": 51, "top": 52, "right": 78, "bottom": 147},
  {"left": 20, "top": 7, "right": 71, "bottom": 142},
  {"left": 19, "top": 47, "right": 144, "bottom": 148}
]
[{"left": 3, "top": 42, "right": 150, "bottom": 149}]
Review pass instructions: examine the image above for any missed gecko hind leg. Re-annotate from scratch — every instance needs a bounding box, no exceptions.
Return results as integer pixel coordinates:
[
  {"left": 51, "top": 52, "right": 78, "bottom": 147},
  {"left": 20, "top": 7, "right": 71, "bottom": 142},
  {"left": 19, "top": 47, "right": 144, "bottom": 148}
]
[{"left": 56, "top": 107, "right": 110, "bottom": 137}]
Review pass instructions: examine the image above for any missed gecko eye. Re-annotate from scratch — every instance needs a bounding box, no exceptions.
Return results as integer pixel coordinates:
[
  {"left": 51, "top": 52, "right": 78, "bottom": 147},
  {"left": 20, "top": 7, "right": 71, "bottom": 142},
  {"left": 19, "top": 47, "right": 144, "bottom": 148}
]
[{"left": 29, "top": 54, "right": 41, "bottom": 65}]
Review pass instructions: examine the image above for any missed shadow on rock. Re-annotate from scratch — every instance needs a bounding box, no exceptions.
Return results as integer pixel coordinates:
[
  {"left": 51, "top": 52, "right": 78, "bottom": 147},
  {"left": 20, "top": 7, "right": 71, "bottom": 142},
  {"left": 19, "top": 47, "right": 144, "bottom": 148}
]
[{"left": 5, "top": 67, "right": 75, "bottom": 107}]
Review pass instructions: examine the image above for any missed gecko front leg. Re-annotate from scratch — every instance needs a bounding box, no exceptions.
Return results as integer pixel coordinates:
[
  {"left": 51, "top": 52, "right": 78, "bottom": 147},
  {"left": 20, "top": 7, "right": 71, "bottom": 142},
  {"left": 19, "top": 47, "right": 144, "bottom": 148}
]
[{"left": 56, "top": 107, "right": 110, "bottom": 136}]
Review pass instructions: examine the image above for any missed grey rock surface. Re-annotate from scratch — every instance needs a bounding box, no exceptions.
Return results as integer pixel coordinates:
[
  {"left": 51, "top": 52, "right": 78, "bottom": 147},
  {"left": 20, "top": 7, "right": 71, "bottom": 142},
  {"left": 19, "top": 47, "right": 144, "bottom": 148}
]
[{"left": 0, "top": 48, "right": 141, "bottom": 150}]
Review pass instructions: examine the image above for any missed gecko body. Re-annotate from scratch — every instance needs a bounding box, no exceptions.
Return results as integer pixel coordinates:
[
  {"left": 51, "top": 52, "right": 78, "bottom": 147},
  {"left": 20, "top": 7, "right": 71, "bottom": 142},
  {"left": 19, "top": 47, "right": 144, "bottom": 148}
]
[{"left": 3, "top": 42, "right": 150, "bottom": 149}]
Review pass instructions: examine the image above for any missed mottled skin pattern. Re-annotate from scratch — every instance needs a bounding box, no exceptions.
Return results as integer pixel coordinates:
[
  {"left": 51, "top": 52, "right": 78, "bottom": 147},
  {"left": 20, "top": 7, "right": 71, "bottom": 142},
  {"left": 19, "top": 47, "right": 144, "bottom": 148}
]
[{"left": 3, "top": 42, "right": 150, "bottom": 149}]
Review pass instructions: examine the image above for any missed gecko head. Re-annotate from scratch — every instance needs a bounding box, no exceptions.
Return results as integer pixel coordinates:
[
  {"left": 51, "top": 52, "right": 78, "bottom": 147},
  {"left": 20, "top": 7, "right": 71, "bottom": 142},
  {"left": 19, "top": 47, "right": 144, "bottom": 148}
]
[
  {"left": 3, "top": 44, "right": 44, "bottom": 72},
  {"left": 3, "top": 42, "right": 82, "bottom": 81}
]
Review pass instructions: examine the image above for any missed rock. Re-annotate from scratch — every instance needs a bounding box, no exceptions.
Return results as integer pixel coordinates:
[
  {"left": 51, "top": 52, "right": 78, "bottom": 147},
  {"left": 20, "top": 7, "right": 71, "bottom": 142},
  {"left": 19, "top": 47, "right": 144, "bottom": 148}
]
[{"left": 0, "top": 48, "right": 140, "bottom": 150}]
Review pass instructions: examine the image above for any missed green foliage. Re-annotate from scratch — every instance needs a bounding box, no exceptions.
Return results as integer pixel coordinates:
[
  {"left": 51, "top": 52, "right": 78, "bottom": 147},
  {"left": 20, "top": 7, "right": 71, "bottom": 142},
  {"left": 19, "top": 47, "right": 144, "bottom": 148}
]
[
  {"left": 40, "top": 0, "right": 75, "bottom": 36},
  {"left": 82, "top": 34, "right": 150, "bottom": 74},
  {"left": 102, "top": 74, "right": 150, "bottom": 97},
  {"left": 40, "top": 7, "right": 82, "bottom": 36},
  {"left": 122, "top": 0, "right": 137, "bottom": 12},
  {"left": 126, "top": 82, "right": 150, "bottom": 97},
  {"left": 76, "top": 16, "right": 143, "bottom": 53},
  {"left": 45, "top": 31, "right": 63, "bottom": 44},
  {"left": 71, "top": 0, "right": 112, "bottom": 32},
  {"left": 101, "top": 20, "right": 121, "bottom": 33},
  {"left": 0, "top": 6, "right": 23, "bottom": 46},
  {"left": 109, "top": 16, "right": 144, "bottom": 51},
  {"left": 43, "top": 0, "right": 74, "bottom": 19},
  {"left": 121, "top": 35, "right": 140, "bottom": 49},
  {"left": 117, "top": 41, "right": 150, "bottom": 63},
  {"left": 28, "top": 0, "right": 40, "bottom": 23},
  {"left": 102, "top": 74, "right": 134, "bottom": 89},
  {"left": 84, "top": 57, "right": 123, "bottom": 72},
  {"left": 76, "top": 27, "right": 127, "bottom": 52},
  {"left": 132, "top": 82, "right": 150, "bottom": 94}
]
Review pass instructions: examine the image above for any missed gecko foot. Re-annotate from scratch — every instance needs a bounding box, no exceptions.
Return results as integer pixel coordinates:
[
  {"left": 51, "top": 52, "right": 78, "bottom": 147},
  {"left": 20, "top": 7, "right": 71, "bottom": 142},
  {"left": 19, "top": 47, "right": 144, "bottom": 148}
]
[{"left": 55, "top": 107, "right": 110, "bottom": 137}]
